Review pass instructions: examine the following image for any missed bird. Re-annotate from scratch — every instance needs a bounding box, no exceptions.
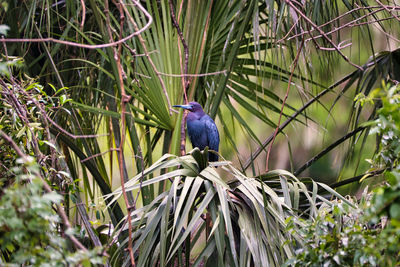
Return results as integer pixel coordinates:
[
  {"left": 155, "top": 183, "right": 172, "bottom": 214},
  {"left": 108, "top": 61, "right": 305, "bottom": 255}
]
[{"left": 173, "top": 102, "right": 220, "bottom": 162}]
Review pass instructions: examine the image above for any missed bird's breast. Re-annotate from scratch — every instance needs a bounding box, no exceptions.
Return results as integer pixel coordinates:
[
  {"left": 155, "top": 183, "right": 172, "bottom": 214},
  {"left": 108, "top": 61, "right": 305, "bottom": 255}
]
[{"left": 186, "top": 119, "right": 208, "bottom": 150}]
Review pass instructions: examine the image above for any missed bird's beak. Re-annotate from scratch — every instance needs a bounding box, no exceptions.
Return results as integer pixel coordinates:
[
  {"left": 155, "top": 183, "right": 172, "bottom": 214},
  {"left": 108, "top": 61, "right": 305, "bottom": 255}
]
[{"left": 173, "top": 104, "right": 193, "bottom": 110}]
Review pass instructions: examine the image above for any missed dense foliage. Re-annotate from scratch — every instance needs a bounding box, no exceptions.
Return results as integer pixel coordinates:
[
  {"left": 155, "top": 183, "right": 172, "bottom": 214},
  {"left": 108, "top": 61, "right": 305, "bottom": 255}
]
[
  {"left": 0, "top": 79, "right": 104, "bottom": 265},
  {"left": 0, "top": 158, "right": 104, "bottom": 266},
  {"left": 286, "top": 84, "right": 400, "bottom": 266}
]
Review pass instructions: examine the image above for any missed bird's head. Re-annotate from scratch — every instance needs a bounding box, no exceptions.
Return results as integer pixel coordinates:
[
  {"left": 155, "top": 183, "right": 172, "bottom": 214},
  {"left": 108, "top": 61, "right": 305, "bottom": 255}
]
[{"left": 173, "top": 101, "right": 204, "bottom": 113}]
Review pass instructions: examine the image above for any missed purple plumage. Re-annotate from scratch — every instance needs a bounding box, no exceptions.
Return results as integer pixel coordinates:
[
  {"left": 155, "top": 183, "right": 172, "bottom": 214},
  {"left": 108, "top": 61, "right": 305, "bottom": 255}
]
[{"left": 173, "top": 102, "right": 219, "bottom": 162}]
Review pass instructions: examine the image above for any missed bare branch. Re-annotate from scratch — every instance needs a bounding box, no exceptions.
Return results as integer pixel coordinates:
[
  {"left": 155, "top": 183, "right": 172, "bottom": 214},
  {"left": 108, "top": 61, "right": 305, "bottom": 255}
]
[
  {"left": 106, "top": 0, "right": 136, "bottom": 265},
  {"left": 168, "top": 0, "right": 189, "bottom": 96},
  {"left": 265, "top": 37, "right": 304, "bottom": 172},
  {"left": 285, "top": 0, "right": 362, "bottom": 70},
  {"left": 158, "top": 70, "right": 227, "bottom": 77},
  {"left": 80, "top": 0, "right": 86, "bottom": 31},
  {"left": 375, "top": 0, "right": 400, "bottom": 23},
  {"left": 168, "top": 0, "right": 190, "bottom": 156},
  {"left": 0, "top": 0, "right": 152, "bottom": 50},
  {"left": 80, "top": 148, "right": 118, "bottom": 163},
  {"left": 286, "top": 6, "right": 391, "bottom": 41}
]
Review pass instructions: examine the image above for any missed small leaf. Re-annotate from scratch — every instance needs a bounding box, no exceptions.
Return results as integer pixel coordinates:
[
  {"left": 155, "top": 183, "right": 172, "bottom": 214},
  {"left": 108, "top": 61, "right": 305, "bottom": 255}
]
[
  {"left": 16, "top": 126, "right": 26, "bottom": 138},
  {"left": 0, "top": 24, "right": 10, "bottom": 35},
  {"left": 58, "top": 171, "right": 71, "bottom": 178},
  {"left": 41, "top": 140, "right": 57, "bottom": 150},
  {"left": 389, "top": 203, "right": 400, "bottom": 220},
  {"left": 55, "top": 86, "right": 69, "bottom": 95},
  {"left": 59, "top": 95, "right": 71, "bottom": 105},
  {"left": 42, "top": 192, "right": 63, "bottom": 204},
  {"left": 48, "top": 83, "right": 57, "bottom": 93}
]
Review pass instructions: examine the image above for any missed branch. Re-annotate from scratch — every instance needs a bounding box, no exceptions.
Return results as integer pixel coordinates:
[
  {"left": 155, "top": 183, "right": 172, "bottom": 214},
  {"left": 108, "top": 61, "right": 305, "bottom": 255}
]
[
  {"left": 158, "top": 70, "right": 227, "bottom": 77},
  {"left": 286, "top": 6, "right": 387, "bottom": 41},
  {"left": 168, "top": 0, "right": 189, "bottom": 95},
  {"left": 285, "top": 0, "right": 362, "bottom": 70},
  {"left": 375, "top": 0, "right": 400, "bottom": 23},
  {"left": 294, "top": 126, "right": 366, "bottom": 176},
  {"left": 106, "top": 0, "right": 135, "bottom": 265},
  {"left": 329, "top": 168, "right": 386, "bottom": 189},
  {"left": 168, "top": 0, "right": 190, "bottom": 156},
  {"left": 265, "top": 38, "right": 304, "bottom": 172},
  {"left": 0, "top": 0, "right": 152, "bottom": 50},
  {"left": 303, "top": 11, "right": 394, "bottom": 44}
]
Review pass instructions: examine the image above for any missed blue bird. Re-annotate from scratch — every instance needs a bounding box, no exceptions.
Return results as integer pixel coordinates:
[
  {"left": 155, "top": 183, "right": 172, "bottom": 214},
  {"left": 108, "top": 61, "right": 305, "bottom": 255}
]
[{"left": 173, "top": 102, "right": 220, "bottom": 162}]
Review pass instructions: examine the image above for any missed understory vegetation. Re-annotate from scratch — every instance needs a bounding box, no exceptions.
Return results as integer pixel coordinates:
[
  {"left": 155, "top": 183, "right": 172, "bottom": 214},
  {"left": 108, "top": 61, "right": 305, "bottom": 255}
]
[{"left": 1, "top": 0, "right": 400, "bottom": 266}]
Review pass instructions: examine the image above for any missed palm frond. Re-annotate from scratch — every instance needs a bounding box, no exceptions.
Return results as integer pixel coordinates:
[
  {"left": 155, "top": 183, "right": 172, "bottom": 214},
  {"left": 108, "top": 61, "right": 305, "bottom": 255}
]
[{"left": 108, "top": 149, "right": 346, "bottom": 266}]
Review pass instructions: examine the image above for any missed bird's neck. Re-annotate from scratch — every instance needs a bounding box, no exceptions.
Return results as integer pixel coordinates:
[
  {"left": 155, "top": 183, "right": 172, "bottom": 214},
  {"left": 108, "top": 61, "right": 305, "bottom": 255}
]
[{"left": 187, "top": 111, "right": 204, "bottom": 121}]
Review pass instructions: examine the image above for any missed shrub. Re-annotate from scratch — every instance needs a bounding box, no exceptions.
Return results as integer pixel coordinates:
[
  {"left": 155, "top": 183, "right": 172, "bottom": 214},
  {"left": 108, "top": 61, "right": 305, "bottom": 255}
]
[{"left": 285, "top": 83, "right": 400, "bottom": 266}]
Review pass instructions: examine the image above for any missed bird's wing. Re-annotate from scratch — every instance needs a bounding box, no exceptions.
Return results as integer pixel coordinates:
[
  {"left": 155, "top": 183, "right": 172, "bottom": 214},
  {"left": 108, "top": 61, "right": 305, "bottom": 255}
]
[{"left": 204, "top": 116, "right": 219, "bottom": 152}]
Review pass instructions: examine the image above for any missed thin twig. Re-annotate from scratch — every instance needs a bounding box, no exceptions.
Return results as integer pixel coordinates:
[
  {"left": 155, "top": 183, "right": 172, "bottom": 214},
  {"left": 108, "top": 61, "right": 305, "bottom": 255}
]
[
  {"left": 303, "top": 11, "right": 394, "bottom": 44},
  {"left": 35, "top": 104, "right": 102, "bottom": 139},
  {"left": 80, "top": 148, "right": 118, "bottom": 163},
  {"left": 286, "top": 6, "right": 387, "bottom": 41},
  {"left": 80, "top": 0, "right": 86, "bottom": 31},
  {"left": 168, "top": 0, "right": 190, "bottom": 156},
  {"left": 373, "top": 22, "right": 400, "bottom": 43},
  {"left": 317, "top": 40, "right": 352, "bottom": 51},
  {"left": 375, "top": 0, "right": 400, "bottom": 23},
  {"left": 0, "top": 0, "right": 152, "bottom": 50},
  {"left": 168, "top": 0, "right": 189, "bottom": 97},
  {"left": 277, "top": 16, "right": 301, "bottom": 43},
  {"left": 265, "top": 37, "right": 304, "bottom": 172},
  {"left": 33, "top": 24, "right": 65, "bottom": 88},
  {"left": 285, "top": 0, "right": 362, "bottom": 70},
  {"left": 158, "top": 70, "right": 227, "bottom": 77},
  {"left": 106, "top": 0, "right": 136, "bottom": 265}
]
